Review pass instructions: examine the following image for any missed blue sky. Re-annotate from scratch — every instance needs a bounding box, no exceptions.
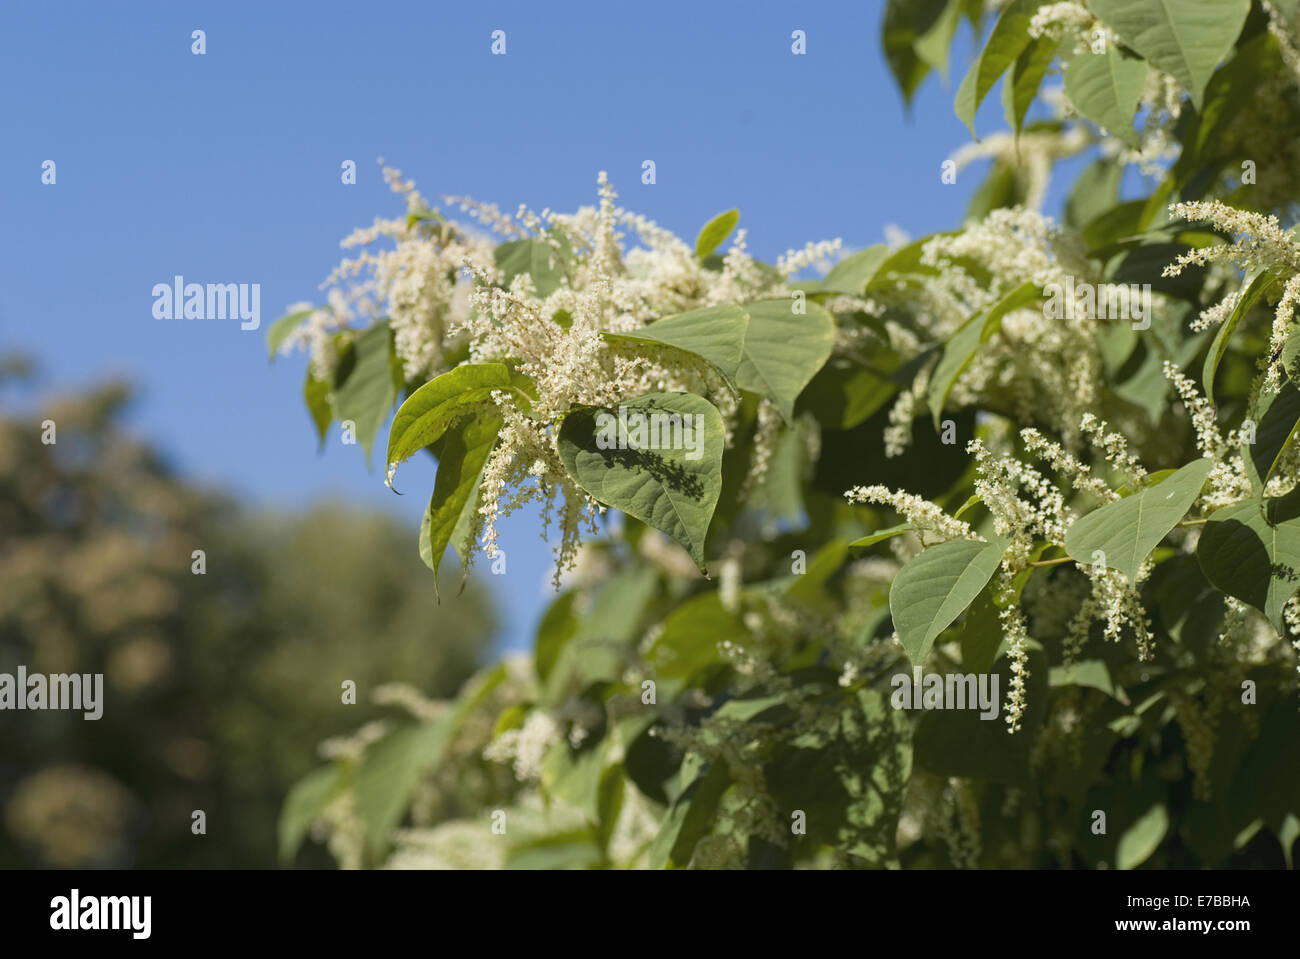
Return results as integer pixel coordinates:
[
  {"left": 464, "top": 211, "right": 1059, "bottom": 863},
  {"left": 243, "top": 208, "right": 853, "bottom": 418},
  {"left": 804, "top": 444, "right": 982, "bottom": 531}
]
[{"left": 0, "top": 0, "right": 1079, "bottom": 654}]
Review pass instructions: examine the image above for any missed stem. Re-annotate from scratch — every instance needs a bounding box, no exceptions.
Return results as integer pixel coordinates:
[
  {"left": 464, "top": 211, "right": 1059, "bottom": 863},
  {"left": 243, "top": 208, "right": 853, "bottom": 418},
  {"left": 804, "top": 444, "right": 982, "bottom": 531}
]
[{"left": 1029, "top": 556, "right": 1075, "bottom": 568}]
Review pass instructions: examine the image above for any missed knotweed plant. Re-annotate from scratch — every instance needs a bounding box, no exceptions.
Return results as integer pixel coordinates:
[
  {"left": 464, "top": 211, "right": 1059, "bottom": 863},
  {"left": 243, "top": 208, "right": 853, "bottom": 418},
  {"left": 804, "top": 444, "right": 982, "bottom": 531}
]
[{"left": 277, "top": 0, "right": 1300, "bottom": 870}]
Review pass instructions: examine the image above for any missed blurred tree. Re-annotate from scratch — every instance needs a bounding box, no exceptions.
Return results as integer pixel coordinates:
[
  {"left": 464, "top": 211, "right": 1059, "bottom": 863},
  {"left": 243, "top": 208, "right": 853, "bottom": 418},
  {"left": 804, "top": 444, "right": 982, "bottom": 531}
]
[{"left": 0, "top": 358, "right": 496, "bottom": 866}]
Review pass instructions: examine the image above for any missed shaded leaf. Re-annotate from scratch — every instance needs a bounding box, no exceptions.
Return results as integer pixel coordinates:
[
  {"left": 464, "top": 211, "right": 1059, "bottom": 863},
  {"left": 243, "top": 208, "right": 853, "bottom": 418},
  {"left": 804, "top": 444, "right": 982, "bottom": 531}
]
[
  {"left": 419, "top": 412, "right": 500, "bottom": 596},
  {"left": 558, "top": 392, "right": 724, "bottom": 571},
  {"left": 1198, "top": 493, "right": 1300, "bottom": 629}
]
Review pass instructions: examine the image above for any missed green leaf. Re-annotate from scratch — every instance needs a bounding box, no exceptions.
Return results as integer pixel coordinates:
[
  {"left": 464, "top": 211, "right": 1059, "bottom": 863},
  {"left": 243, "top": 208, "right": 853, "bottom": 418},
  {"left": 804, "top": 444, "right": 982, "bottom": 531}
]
[
  {"left": 505, "top": 830, "right": 604, "bottom": 869},
  {"left": 595, "top": 763, "right": 626, "bottom": 852},
  {"left": 796, "top": 360, "right": 897, "bottom": 431},
  {"left": 954, "top": 0, "right": 1042, "bottom": 138},
  {"left": 352, "top": 720, "right": 453, "bottom": 861},
  {"left": 1203, "top": 269, "right": 1276, "bottom": 406},
  {"left": 542, "top": 739, "right": 606, "bottom": 815},
  {"left": 534, "top": 590, "right": 579, "bottom": 684},
  {"left": 1198, "top": 493, "right": 1300, "bottom": 629},
  {"left": 419, "top": 412, "right": 500, "bottom": 596},
  {"left": 1116, "top": 802, "right": 1169, "bottom": 870},
  {"left": 821, "top": 245, "right": 890, "bottom": 296},
  {"left": 1063, "top": 48, "right": 1147, "bottom": 148},
  {"left": 406, "top": 208, "right": 445, "bottom": 230},
  {"left": 787, "top": 538, "right": 849, "bottom": 605},
  {"left": 1244, "top": 378, "right": 1300, "bottom": 492},
  {"left": 1088, "top": 0, "right": 1250, "bottom": 110},
  {"left": 1180, "top": 32, "right": 1280, "bottom": 178},
  {"left": 303, "top": 369, "right": 332, "bottom": 448},
  {"left": 352, "top": 664, "right": 506, "bottom": 860},
  {"left": 494, "top": 237, "right": 565, "bottom": 298},
  {"left": 1049, "top": 659, "right": 1126, "bottom": 702},
  {"left": 927, "top": 281, "right": 1041, "bottom": 428},
  {"left": 712, "top": 693, "right": 788, "bottom": 724},
  {"left": 1066, "top": 159, "right": 1124, "bottom": 230},
  {"left": 914, "top": 0, "right": 964, "bottom": 81},
  {"left": 1064, "top": 458, "right": 1212, "bottom": 582},
  {"left": 266, "top": 308, "right": 313, "bottom": 360},
  {"left": 1281, "top": 322, "right": 1300, "bottom": 391},
  {"left": 695, "top": 209, "right": 740, "bottom": 261},
  {"left": 278, "top": 764, "right": 346, "bottom": 863},
  {"left": 862, "top": 232, "right": 991, "bottom": 291},
  {"left": 850, "top": 522, "right": 916, "bottom": 549},
  {"left": 544, "top": 567, "right": 659, "bottom": 701},
  {"left": 605, "top": 305, "right": 748, "bottom": 383},
  {"left": 647, "top": 591, "right": 746, "bottom": 680},
  {"left": 648, "top": 761, "right": 731, "bottom": 869},
  {"left": 333, "top": 322, "right": 399, "bottom": 467},
  {"left": 959, "top": 588, "right": 1004, "bottom": 674},
  {"left": 1083, "top": 200, "right": 1148, "bottom": 251},
  {"left": 1003, "top": 35, "right": 1060, "bottom": 135},
  {"left": 966, "top": 162, "right": 1024, "bottom": 220},
  {"left": 890, "top": 534, "right": 1008, "bottom": 666},
  {"left": 385, "top": 363, "right": 513, "bottom": 487},
  {"left": 557, "top": 392, "right": 724, "bottom": 571},
  {"left": 882, "top": 0, "right": 949, "bottom": 105},
  {"left": 736, "top": 299, "right": 836, "bottom": 423}
]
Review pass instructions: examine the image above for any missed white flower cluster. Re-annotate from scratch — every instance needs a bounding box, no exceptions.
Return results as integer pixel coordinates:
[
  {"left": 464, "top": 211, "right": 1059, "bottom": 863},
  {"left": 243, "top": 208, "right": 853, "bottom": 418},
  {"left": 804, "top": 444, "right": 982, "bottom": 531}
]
[
  {"left": 843, "top": 484, "right": 976, "bottom": 544},
  {"left": 284, "top": 164, "right": 848, "bottom": 579},
  {"left": 1027, "top": 2, "right": 1094, "bottom": 46},
  {"left": 878, "top": 206, "right": 1167, "bottom": 457},
  {"left": 1167, "top": 201, "right": 1300, "bottom": 387},
  {"left": 482, "top": 710, "right": 561, "bottom": 783}
]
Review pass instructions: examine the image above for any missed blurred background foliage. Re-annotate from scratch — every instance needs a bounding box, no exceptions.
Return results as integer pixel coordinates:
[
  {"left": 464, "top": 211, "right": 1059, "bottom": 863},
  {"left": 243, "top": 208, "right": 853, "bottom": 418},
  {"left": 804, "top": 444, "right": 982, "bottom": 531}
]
[{"left": 0, "top": 354, "right": 496, "bottom": 866}]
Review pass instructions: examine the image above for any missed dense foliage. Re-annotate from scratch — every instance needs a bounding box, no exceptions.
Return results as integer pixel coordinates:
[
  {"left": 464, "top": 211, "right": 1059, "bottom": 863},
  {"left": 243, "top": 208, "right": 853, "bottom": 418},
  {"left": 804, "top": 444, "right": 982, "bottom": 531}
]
[{"left": 275, "top": 0, "right": 1300, "bottom": 868}]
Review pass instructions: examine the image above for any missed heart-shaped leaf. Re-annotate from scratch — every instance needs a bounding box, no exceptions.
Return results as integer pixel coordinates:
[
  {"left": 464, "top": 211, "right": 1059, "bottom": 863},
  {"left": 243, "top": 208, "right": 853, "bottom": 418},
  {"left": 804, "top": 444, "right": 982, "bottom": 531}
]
[
  {"left": 558, "top": 392, "right": 724, "bottom": 572},
  {"left": 736, "top": 299, "right": 835, "bottom": 423},
  {"left": 890, "top": 534, "right": 1008, "bottom": 665}
]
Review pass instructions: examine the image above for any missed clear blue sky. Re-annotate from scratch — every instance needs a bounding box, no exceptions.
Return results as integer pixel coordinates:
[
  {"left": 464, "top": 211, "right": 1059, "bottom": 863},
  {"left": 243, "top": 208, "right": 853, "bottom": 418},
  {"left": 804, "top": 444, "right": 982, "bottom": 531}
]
[{"left": 0, "top": 0, "right": 1077, "bottom": 654}]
